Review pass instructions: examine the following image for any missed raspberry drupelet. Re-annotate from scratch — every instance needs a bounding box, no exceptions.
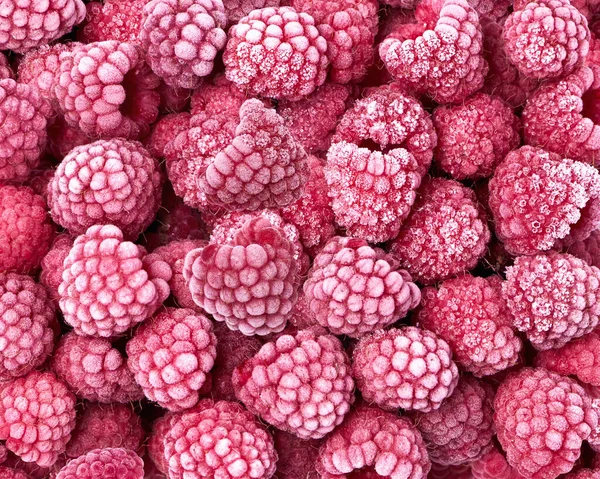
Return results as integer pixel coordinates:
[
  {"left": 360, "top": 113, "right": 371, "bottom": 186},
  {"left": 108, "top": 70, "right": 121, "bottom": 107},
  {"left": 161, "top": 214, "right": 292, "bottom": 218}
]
[
  {"left": 145, "top": 112, "right": 191, "bottom": 158},
  {"left": 471, "top": 444, "right": 524, "bottom": 479},
  {"left": 494, "top": 368, "right": 599, "bottom": 479},
  {"left": 39, "top": 234, "right": 73, "bottom": 303},
  {"left": 55, "top": 448, "right": 144, "bottom": 479},
  {"left": 77, "top": 0, "right": 147, "bottom": 43},
  {"left": 564, "top": 470, "right": 600, "bottom": 479}
]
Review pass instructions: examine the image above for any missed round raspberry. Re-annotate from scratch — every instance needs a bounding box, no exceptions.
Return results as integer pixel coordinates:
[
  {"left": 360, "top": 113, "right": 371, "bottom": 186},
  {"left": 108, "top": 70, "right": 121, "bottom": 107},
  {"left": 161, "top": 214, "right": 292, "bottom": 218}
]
[
  {"left": 291, "top": 0, "right": 379, "bottom": 33},
  {"left": 55, "top": 448, "right": 144, "bottom": 479},
  {"left": 223, "top": 7, "right": 329, "bottom": 100},
  {"left": 147, "top": 414, "right": 172, "bottom": 474},
  {"left": 273, "top": 431, "right": 320, "bottom": 479},
  {"left": 58, "top": 224, "right": 171, "bottom": 338},
  {"left": 52, "top": 331, "right": 143, "bottom": 403},
  {"left": 39, "top": 234, "right": 73, "bottom": 303},
  {"left": 304, "top": 236, "right": 421, "bottom": 338},
  {"left": 316, "top": 406, "right": 430, "bottom": 478},
  {"left": 54, "top": 41, "right": 161, "bottom": 140},
  {"left": 146, "top": 112, "right": 191, "bottom": 158},
  {"left": 0, "top": 467, "right": 30, "bottom": 479},
  {"left": 471, "top": 445, "right": 524, "bottom": 479},
  {"left": 494, "top": 368, "right": 598, "bottom": 478},
  {"left": 65, "top": 403, "right": 144, "bottom": 459},
  {"left": 567, "top": 230, "right": 600, "bottom": 267},
  {"left": 77, "top": 0, "right": 147, "bottom": 43},
  {"left": 164, "top": 399, "right": 277, "bottom": 479}
]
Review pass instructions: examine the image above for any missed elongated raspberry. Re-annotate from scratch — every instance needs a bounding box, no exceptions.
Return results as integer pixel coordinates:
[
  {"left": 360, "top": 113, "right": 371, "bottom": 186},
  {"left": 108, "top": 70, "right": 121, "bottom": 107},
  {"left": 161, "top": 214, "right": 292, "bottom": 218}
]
[
  {"left": 39, "top": 235, "right": 73, "bottom": 303},
  {"left": 471, "top": 445, "right": 525, "bottom": 479},
  {"left": 55, "top": 448, "right": 144, "bottom": 479},
  {"left": 223, "top": 7, "right": 329, "bottom": 100},
  {"left": 145, "top": 112, "right": 191, "bottom": 158},
  {"left": 494, "top": 368, "right": 598, "bottom": 479},
  {"left": 304, "top": 236, "right": 420, "bottom": 337},
  {"left": 78, "top": 0, "right": 147, "bottom": 43},
  {"left": 0, "top": 467, "right": 30, "bottom": 479},
  {"left": 55, "top": 41, "right": 161, "bottom": 140},
  {"left": 567, "top": 230, "right": 600, "bottom": 267}
]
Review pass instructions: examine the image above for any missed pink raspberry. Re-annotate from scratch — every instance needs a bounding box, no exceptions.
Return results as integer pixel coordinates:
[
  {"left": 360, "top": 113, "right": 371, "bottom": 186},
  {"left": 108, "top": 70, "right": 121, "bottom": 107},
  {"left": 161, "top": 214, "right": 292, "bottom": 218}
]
[
  {"left": 147, "top": 414, "right": 172, "bottom": 474},
  {"left": 55, "top": 448, "right": 144, "bottom": 479},
  {"left": 273, "top": 431, "right": 320, "bottom": 479},
  {"left": 54, "top": 41, "right": 161, "bottom": 140},
  {"left": 0, "top": 467, "right": 30, "bottom": 479},
  {"left": 223, "top": 7, "right": 329, "bottom": 100},
  {"left": 567, "top": 230, "right": 600, "bottom": 267},
  {"left": 77, "top": 0, "right": 147, "bottom": 43},
  {"left": 467, "top": 0, "right": 511, "bottom": 20},
  {"left": 52, "top": 331, "right": 143, "bottom": 403},
  {"left": 410, "top": 375, "right": 495, "bottom": 466},
  {"left": 494, "top": 368, "right": 598, "bottom": 478},
  {"left": 39, "top": 234, "right": 73, "bottom": 303},
  {"left": 316, "top": 406, "right": 431, "bottom": 479},
  {"left": 0, "top": 54, "right": 11, "bottom": 80},
  {"left": 223, "top": 0, "right": 280, "bottom": 24},
  {"left": 352, "top": 326, "right": 459, "bottom": 412},
  {"left": 189, "top": 74, "right": 247, "bottom": 118},
  {"left": 503, "top": 0, "right": 590, "bottom": 80},
  {"left": 379, "top": 0, "right": 487, "bottom": 104},
  {"left": 58, "top": 224, "right": 171, "bottom": 338},
  {"left": 164, "top": 399, "right": 277, "bottom": 479},
  {"left": 304, "top": 236, "right": 421, "bottom": 338},
  {"left": 564, "top": 470, "right": 600, "bottom": 479},
  {"left": 471, "top": 445, "right": 525, "bottom": 479},
  {"left": 290, "top": 0, "right": 379, "bottom": 33},
  {"left": 145, "top": 112, "right": 191, "bottom": 158},
  {"left": 0, "top": 186, "right": 54, "bottom": 274}
]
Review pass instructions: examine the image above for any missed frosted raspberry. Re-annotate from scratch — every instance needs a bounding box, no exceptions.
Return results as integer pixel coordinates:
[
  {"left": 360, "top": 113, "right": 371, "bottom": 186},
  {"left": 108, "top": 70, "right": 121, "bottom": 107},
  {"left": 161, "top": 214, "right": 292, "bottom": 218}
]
[
  {"left": 189, "top": 74, "right": 247, "bottom": 117},
  {"left": 0, "top": 0, "right": 85, "bottom": 53},
  {"left": 567, "top": 230, "right": 600, "bottom": 267},
  {"left": 352, "top": 326, "right": 459, "bottom": 412},
  {"left": 290, "top": 0, "right": 379, "bottom": 33},
  {"left": 55, "top": 448, "right": 144, "bottom": 479},
  {"left": 55, "top": 41, "right": 161, "bottom": 140},
  {"left": 78, "top": 0, "right": 146, "bottom": 43},
  {"left": 494, "top": 368, "right": 598, "bottom": 478},
  {"left": 146, "top": 112, "right": 191, "bottom": 158},
  {"left": 223, "top": 7, "right": 329, "bottom": 100},
  {"left": 304, "top": 236, "right": 421, "bottom": 338},
  {"left": 223, "top": 0, "right": 280, "bottom": 24},
  {"left": 316, "top": 406, "right": 430, "bottom": 479},
  {"left": 157, "top": 81, "right": 190, "bottom": 113},
  {"left": 66, "top": 403, "right": 144, "bottom": 459},
  {"left": 58, "top": 224, "right": 171, "bottom": 338},
  {"left": 39, "top": 235, "right": 73, "bottom": 303},
  {"left": 273, "top": 431, "right": 320, "bottom": 479},
  {"left": 503, "top": 0, "right": 590, "bottom": 80},
  {"left": 52, "top": 332, "right": 143, "bottom": 403},
  {"left": 164, "top": 399, "right": 277, "bottom": 479},
  {"left": 467, "top": 0, "right": 511, "bottom": 21},
  {"left": 0, "top": 467, "right": 30, "bottom": 479},
  {"left": 147, "top": 414, "right": 172, "bottom": 474},
  {"left": 379, "top": 0, "right": 487, "bottom": 104},
  {"left": 471, "top": 445, "right": 524, "bottom": 479}
]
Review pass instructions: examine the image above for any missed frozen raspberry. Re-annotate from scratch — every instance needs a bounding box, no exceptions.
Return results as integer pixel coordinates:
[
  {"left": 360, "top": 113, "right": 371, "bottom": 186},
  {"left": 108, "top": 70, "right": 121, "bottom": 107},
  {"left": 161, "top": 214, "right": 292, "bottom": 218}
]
[
  {"left": 77, "top": 0, "right": 147, "bottom": 43},
  {"left": 0, "top": 467, "right": 30, "bottom": 479},
  {"left": 316, "top": 406, "right": 430, "bottom": 479},
  {"left": 55, "top": 448, "right": 144, "bottom": 479},
  {"left": 52, "top": 332, "right": 143, "bottom": 403},
  {"left": 55, "top": 41, "right": 161, "bottom": 140},
  {"left": 39, "top": 235, "right": 73, "bottom": 303},
  {"left": 147, "top": 414, "right": 172, "bottom": 474},
  {"left": 352, "top": 326, "right": 459, "bottom": 412},
  {"left": 304, "top": 236, "right": 421, "bottom": 338},
  {"left": 503, "top": 0, "right": 590, "bottom": 80},
  {"left": 0, "top": 54, "right": 11, "bottom": 80},
  {"left": 189, "top": 74, "right": 247, "bottom": 117},
  {"left": 494, "top": 368, "right": 598, "bottom": 478},
  {"left": 380, "top": 0, "right": 420, "bottom": 7},
  {"left": 146, "top": 112, "right": 191, "bottom": 158},
  {"left": 164, "top": 399, "right": 277, "bottom": 479},
  {"left": 567, "top": 230, "right": 600, "bottom": 267},
  {"left": 467, "top": 0, "right": 511, "bottom": 21},
  {"left": 291, "top": 0, "right": 379, "bottom": 33},
  {"left": 471, "top": 445, "right": 524, "bottom": 479},
  {"left": 59, "top": 224, "right": 171, "bottom": 338},
  {"left": 564, "top": 470, "right": 600, "bottom": 479},
  {"left": 66, "top": 403, "right": 144, "bottom": 459},
  {"left": 223, "top": 7, "right": 329, "bottom": 100},
  {"left": 273, "top": 431, "right": 320, "bottom": 479}
]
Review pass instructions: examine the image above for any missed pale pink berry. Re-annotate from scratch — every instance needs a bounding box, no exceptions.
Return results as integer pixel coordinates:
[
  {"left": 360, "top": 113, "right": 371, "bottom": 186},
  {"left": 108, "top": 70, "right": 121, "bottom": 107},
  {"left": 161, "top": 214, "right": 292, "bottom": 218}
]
[{"left": 55, "top": 448, "right": 144, "bottom": 479}]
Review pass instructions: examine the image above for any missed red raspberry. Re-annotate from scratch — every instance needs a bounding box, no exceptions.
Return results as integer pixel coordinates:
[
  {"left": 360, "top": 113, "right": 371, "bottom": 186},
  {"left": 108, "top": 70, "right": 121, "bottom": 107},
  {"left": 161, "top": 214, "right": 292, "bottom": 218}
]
[
  {"left": 503, "top": 253, "right": 600, "bottom": 350},
  {"left": 147, "top": 414, "right": 172, "bottom": 474},
  {"left": 55, "top": 448, "right": 144, "bottom": 479},
  {"left": 39, "top": 234, "right": 73, "bottom": 303},
  {"left": 564, "top": 470, "right": 600, "bottom": 479},
  {"left": 567, "top": 230, "right": 600, "bottom": 267},
  {"left": 223, "top": 7, "right": 329, "bottom": 100},
  {"left": 290, "top": 0, "right": 379, "bottom": 33},
  {"left": 380, "top": 0, "right": 420, "bottom": 7},
  {"left": 145, "top": 112, "right": 191, "bottom": 158},
  {"left": 503, "top": 0, "right": 590, "bottom": 80},
  {"left": 47, "top": 116, "right": 89, "bottom": 161},
  {"left": 164, "top": 399, "right": 277, "bottom": 479},
  {"left": 273, "top": 431, "right": 320, "bottom": 479},
  {"left": 58, "top": 225, "right": 171, "bottom": 338},
  {"left": 52, "top": 331, "right": 143, "bottom": 403},
  {"left": 0, "top": 54, "right": 11, "bottom": 80},
  {"left": 54, "top": 41, "right": 161, "bottom": 140},
  {"left": 304, "top": 236, "right": 421, "bottom": 338},
  {"left": 471, "top": 445, "right": 525, "bottom": 479},
  {"left": 410, "top": 375, "right": 495, "bottom": 466},
  {"left": 77, "top": 0, "right": 147, "bottom": 43},
  {"left": 316, "top": 406, "right": 431, "bottom": 478},
  {"left": 0, "top": 186, "right": 54, "bottom": 274},
  {"left": 352, "top": 326, "right": 459, "bottom": 412},
  {"left": 65, "top": 403, "right": 144, "bottom": 459},
  {"left": 494, "top": 368, "right": 598, "bottom": 479},
  {"left": 0, "top": 467, "right": 30, "bottom": 479},
  {"left": 189, "top": 74, "right": 248, "bottom": 117},
  {"left": 379, "top": 0, "right": 487, "bottom": 104}
]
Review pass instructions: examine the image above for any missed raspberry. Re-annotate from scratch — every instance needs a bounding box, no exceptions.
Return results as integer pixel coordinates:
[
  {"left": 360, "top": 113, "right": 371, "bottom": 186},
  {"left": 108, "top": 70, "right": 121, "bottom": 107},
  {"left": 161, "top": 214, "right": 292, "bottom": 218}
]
[
  {"left": 0, "top": 186, "right": 53, "bottom": 274},
  {"left": 379, "top": 0, "right": 487, "bottom": 104},
  {"left": 567, "top": 230, "right": 600, "bottom": 267},
  {"left": 164, "top": 399, "right": 277, "bottom": 479},
  {"left": 0, "top": 0, "right": 85, "bottom": 53},
  {"left": 223, "top": 7, "right": 329, "bottom": 100},
  {"left": 467, "top": 0, "right": 511, "bottom": 21},
  {"left": 48, "top": 139, "right": 162, "bottom": 241},
  {"left": 389, "top": 178, "right": 490, "bottom": 285},
  {"left": 273, "top": 431, "right": 320, "bottom": 479},
  {"left": 157, "top": 81, "right": 190, "bottom": 113},
  {"left": 58, "top": 224, "right": 171, "bottom": 338},
  {"left": 0, "top": 54, "right": 11, "bottom": 80},
  {"left": 564, "top": 470, "right": 600, "bottom": 479},
  {"left": 0, "top": 468, "right": 30, "bottom": 479},
  {"left": 65, "top": 403, "right": 144, "bottom": 459},
  {"left": 316, "top": 406, "right": 431, "bottom": 479},
  {"left": 147, "top": 414, "right": 172, "bottom": 474},
  {"left": 223, "top": 0, "right": 280, "bottom": 24},
  {"left": 189, "top": 74, "right": 247, "bottom": 118},
  {"left": 145, "top": 112, "right": 191, "bottom": 158},
  {"left": 52, "top": 331, "right": 143, "bottom": 403},
  {"left": 39, "top": 234, "right": 73, "bottom": 303},
  {"left": 503, "top": 0, "right": 590, "bottom": 80},
  {"left": 290, "top": 0, "right": 379, "bottom": 33},
  {"left": 55, "top": 41, "right": 161, "bottom": 140},
  {"left": 410, "top": 375, "right": 495, "bottom": 466},
  {"left": 471, "top": 445, "right": 524, "bottom": 479},
  {"left": 494, "top": 368, "right": 598, "bottom": 479},
  {"left": 77, "top": 0, "right": 147, "bottom": 43},
  {"left": 55, "top": 448, "right": 144, "bottom": 479},
  {"left": 304, "top": 236, "right": 421, "bottom": 338}
]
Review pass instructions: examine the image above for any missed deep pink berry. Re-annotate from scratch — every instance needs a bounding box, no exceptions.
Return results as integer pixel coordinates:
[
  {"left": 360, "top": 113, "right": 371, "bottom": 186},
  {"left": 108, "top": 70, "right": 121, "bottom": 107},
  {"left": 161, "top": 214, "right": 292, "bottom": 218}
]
[
  {"left": 55, "top": 448, "right": 144, "bottom": 479},
  {"left": 0, "top": 466, "right": 30, "bottom": 479},
  {"left": 471, "top": 444, "right": 525, "bottom": 479},
  {"left": 46, "top": 116, "right": 89, "bottom": 160},
  {"left": 563, "top": 470, "right": 600, "bottom": 479},
  {"left": 428, "top": 462, "right": 473, "bottom": 479},
  {"left": 147, "top": 414, "right": 172, "bottom": 474},
  {"left": 273, "top": 431, "right": 320, "bottom": 479},
  {"left": 567, "top": 230, "right": 600, "bottom": 268},
  {"left": 145, "top": 112, "right": 191, "bottom": 158},
  {"left": 189, "top": 74, "right": 248, "bottom": 118},
  {"left": 0, "top": 54, "right": 11, "bottom": 80},
  {"left": 77, "top": 0, "right": 146, "bottom": 43},
  {"left": 39, "top": 234, "right": 73, "bottom": 303},
  {"left": 291, "top": 0, "right": 379, "bottom": 33}
]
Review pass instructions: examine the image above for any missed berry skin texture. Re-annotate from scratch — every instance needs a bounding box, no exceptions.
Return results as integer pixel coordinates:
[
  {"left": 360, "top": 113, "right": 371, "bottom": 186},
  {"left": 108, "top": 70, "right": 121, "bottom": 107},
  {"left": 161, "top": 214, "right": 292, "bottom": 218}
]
[
  {"left": 503, "top": 0, "right": 590, "bottom": 80},
  {"left": 503, "top": 253, "right": 600, "bottom": 350},
  {"left": 58, "top": 224, "right": 171, "bottom": 338},
  {"left": 494, "top": 368, "right": 599, "bottom": 479},
  {"left": 164, "top": 399, "right": 277, "bottom": 479},
  {"left": 223, "top": 6, "right": 329, "bottom": 100},
  {"left": 352, "top": 326, "right": 459, "bottom": 412},
  {"left": 48, "top": 139, "right": 162, "bottom": 241},
  {"left": 316, "top": 406, "right": 431, "bottom": 479},
  {"left": 55, "top": 448, "right": 144, "bottom": 479},
  {"left": 55, "top": 41, "right": 161, "bottom": 140},
  {"left": 78, "top": 0, "right": 147, "bottom": 43},
  {"left": 471, "top": 445, "right": 525, "bottom": 479},
  {"left": 232, "top": 328, "right": 354, "bottom": 439},
  {"left": 39, "top": 234, "right": 73, "bottom": 303},
  {"left": 304, "top": 236, "right": 421, "bottom": 338}
]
